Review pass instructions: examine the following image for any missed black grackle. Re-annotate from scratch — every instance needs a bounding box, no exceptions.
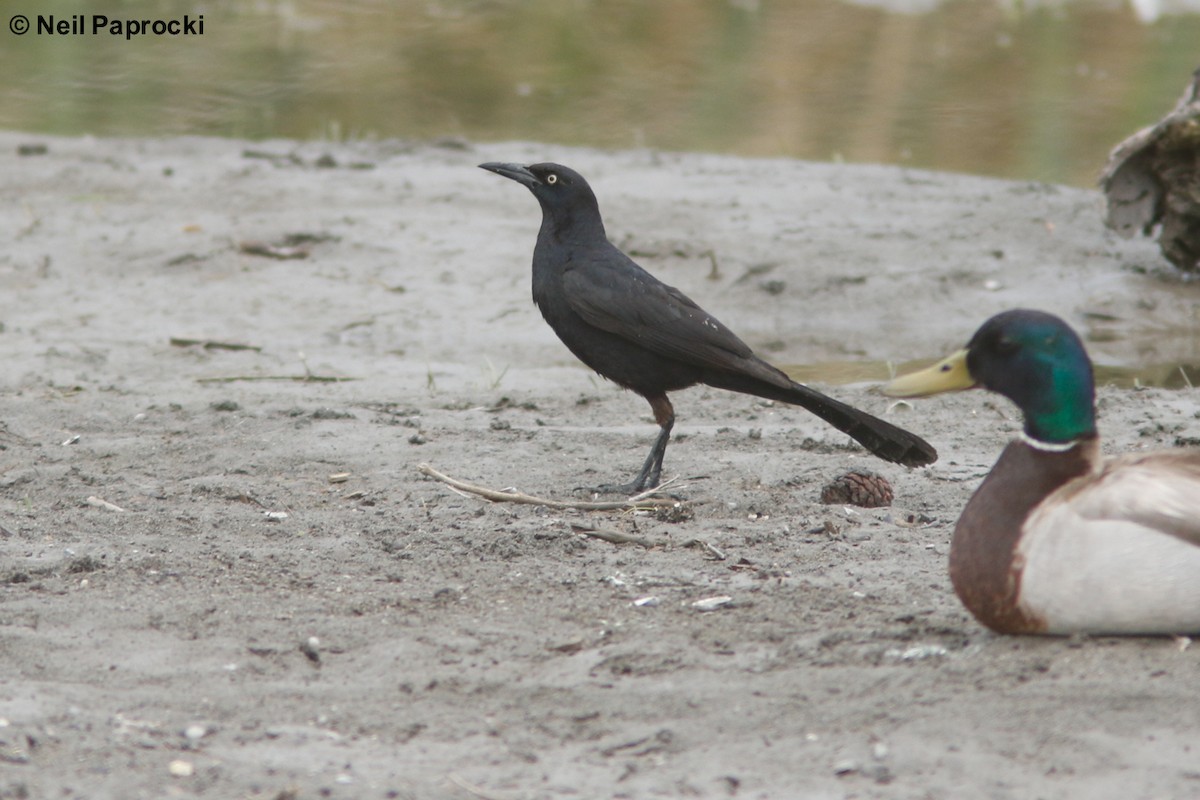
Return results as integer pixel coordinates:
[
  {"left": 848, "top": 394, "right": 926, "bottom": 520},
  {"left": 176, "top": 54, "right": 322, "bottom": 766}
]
[{"left": 480, "top": 162, "right": 937, "bottom": 491}]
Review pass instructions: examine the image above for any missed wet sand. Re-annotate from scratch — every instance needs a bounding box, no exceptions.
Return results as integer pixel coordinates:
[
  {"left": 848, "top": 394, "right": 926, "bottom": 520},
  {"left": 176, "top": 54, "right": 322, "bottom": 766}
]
[{"left": 2, "top": 133, "right": 1200, "bottom": 799}]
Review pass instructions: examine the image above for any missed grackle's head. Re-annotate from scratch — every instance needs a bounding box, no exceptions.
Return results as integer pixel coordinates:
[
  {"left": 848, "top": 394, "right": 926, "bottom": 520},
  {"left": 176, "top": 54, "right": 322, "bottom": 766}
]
[{"left": 479, "top": 162, "right": 604, "bottom": 234}]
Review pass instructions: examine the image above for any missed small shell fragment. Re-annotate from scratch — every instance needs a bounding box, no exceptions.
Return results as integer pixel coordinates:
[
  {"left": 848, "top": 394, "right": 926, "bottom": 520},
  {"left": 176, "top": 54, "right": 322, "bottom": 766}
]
[
  {"left": 632, "top": 596, "right": 660, "bottom": 608},
  {"left": 86, "top": 496, "right": 126, "bottom": 513},
  {"left": 885, "top": 644, "right": 947, "bottom": 661},
  {"left": 238, "top": 240, "right": 309, "bottom": 260},
  {"left": 691, "top": 595, "right": 733, "bottom": 612},
  {"left": 168, "top": 759, "right": 195, "bottom": 777},
  {"left": 263, "top": 511, "right": 289, "bottom": 521},
  {"left": 300, "top": 636, "right": 321, "bottom": 663}
]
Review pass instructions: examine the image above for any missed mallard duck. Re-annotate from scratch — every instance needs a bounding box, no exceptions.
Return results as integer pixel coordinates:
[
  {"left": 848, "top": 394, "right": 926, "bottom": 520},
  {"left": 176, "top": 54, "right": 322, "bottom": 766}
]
[{"left": 885, "top": 309, "right": 1200, "bottom": 635}]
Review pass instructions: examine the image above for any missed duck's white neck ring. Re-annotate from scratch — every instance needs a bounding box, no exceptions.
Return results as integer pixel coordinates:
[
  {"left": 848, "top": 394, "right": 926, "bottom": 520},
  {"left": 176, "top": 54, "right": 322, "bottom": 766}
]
[{"left": 1019, "top": 432, "right": 1082, "bottom": 452}]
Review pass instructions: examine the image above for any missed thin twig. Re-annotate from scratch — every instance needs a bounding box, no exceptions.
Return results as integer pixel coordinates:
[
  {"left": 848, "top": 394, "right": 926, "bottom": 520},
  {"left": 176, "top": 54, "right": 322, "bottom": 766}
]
[
  {"left": 196, "top": 375, "right": 355, "bottom": 384},
  {"left": 417, "top": 463, "right": 680, "bottom": 510},
  {"left": 170, "top": 337, "right": 263, "bottom": 352},
  {"left": 627, "top": 475, "right": 684, "bottom": 503},
  {"left": 570, "top": 522, "right": 659, "bottom": 548},
  {"left": 685, "top": 538, "right": 727, "bottom": 560}
]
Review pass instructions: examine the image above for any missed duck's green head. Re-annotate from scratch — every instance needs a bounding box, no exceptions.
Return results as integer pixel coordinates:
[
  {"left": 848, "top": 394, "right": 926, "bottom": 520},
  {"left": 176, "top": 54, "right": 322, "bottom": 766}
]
[{"left": 885, "top": 309, "right": 1096, "bottom": 445}]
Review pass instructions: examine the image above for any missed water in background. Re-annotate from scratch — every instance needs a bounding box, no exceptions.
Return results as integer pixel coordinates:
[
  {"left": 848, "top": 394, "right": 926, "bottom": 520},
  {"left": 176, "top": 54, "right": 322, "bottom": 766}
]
[{"left": 2, "top": 0, "right": 1198, "bottom": 186}]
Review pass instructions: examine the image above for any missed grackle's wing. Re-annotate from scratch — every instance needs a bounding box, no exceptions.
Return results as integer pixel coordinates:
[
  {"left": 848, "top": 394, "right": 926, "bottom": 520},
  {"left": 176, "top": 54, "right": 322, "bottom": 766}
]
[{"left": 560, "top": 249, "right": 760, "bottom": 373}]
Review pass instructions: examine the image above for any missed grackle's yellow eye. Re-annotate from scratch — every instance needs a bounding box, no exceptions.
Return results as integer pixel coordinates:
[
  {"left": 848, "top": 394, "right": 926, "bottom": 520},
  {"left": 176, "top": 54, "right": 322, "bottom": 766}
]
[{"left": 546, "top": 174, "right": 558, "bottom": 184}]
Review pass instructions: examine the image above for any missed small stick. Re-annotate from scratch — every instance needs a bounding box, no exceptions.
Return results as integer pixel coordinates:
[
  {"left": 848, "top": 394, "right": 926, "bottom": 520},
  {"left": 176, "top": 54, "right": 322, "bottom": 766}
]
[
  {"left": 196, "top": 375, "right": 355, "bottom": 384},
  {"left": 86, "top": 496, "right": 126, "bottom": 513},
  {"left": 685, "top": 539, "right": 727, "bottom": 560},
  {"left": 170, "top": 337, "right": 263, "bottom": 352},
  {"left": 705, "top": 249, "right": 721, "bottom": 280},
  {"left": 417, "top": 464, "right": 679, "bottom": 510},
  {"left": 570, "top": 522, "right": 658, "bottom": 548}
]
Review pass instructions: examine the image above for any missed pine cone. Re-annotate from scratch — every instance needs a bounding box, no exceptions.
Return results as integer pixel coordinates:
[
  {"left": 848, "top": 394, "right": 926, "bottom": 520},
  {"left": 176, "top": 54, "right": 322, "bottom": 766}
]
[{"left": 819, "top": 470, "right": 894, "bottom": 508}]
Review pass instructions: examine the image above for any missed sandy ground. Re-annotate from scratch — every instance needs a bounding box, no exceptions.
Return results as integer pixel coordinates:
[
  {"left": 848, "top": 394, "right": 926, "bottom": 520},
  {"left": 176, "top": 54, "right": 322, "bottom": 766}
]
[{"left": 3, "top": 133, "right": 1200, "bottom": 800}]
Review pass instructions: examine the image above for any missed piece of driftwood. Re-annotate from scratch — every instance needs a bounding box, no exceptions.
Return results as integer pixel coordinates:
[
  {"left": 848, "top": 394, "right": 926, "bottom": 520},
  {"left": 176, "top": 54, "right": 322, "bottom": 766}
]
[{"left": 1100, "top": 67, "right": 1200, "bottom": 273}]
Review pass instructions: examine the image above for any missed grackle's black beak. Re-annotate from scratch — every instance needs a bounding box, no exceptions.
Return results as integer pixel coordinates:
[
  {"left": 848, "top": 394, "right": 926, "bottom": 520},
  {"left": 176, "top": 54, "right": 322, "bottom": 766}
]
[{"left": 479, "top": 162, "right": 540, "bottom": 188}]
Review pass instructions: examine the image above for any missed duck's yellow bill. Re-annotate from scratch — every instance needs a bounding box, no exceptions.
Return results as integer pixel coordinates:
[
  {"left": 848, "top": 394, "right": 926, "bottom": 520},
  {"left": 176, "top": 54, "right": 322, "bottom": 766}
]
[{"left": 884, "top": 349, "right": 976, "bottom": 397}]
